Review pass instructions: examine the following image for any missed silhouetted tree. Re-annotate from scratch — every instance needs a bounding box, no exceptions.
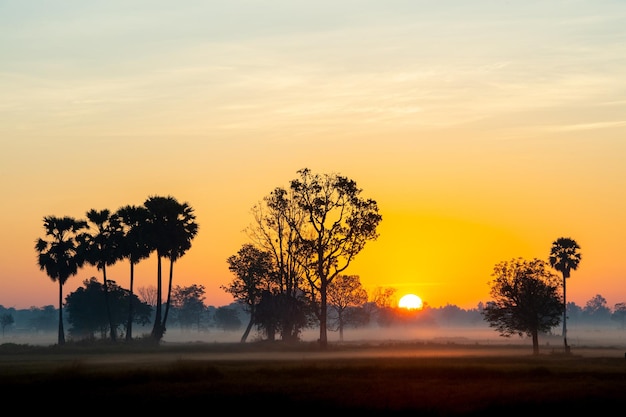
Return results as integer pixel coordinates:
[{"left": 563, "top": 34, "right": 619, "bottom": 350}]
[
  {"left": 29, "top": 305, "right": 57, "bottom": 332},
  {"left": 582, "top": 294, "right": 611, "bottom": 324},
  {"left": 327, "top": 274, "right": 368, "bottom": 341},
  {"left": 612, "top": 302, "right": 626, "bottom": 329},
  {"left": 246, "top": 187, "right": 311, "bottom": 341},
  {"left": 223, "top": 244, "right": 274, "bottom": 342},
  {"left": 35, "top": 215, "right": 88, "bottom": 345},
  {"left": 171, "top": 284, "right": 206, "bottom": 331},
  {"left": 65, "top": 277, "right": 151, "bottom": 340},
  {"left": 79, "top": 208, "right": 124, "bottom": 341},
  {"left": 144, "top": 195, "right": 198, "bottom": 342},
  {"left": 1, "top": 313, "right": 14, "bottom": 336},
  {"left": 549, "top": 237, "right": 581, "bottom": 353},
  {"left": 117, "top": 204, "right": 152, "bottom": 341},
  {"left": 214, "top": 306, "right": 242, "bottom": 332},
  {"left": 482, "top": 257, "right": 563, "bottom": 355},
  {"left": 137, "top": 285, "right": 157, "bottom": 307},
  {"left": 370, "top": 286, "right": 398, "bottom": 327},
  {"left": 288, "top": 168, "right": 382, "bottom": 349}
]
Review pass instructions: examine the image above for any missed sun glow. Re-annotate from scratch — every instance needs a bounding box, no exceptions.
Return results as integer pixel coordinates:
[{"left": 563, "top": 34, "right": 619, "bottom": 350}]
[{"left": 398, "top": 294, "right": 423, "bottom": 310}]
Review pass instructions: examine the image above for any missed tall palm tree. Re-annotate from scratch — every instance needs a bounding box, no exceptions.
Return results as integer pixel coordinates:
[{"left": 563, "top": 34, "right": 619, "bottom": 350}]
[
  {"left": 549, "top": 237, "right": 582, "bottom": 353},
  {"left": 35, "top": 216, "right": 88, "bottom": 345},
  {"left": 117, "top": 204, "right": 152, "bottom": 341},
  {"left": 162, "top": 201, "right": 198, "bottom": 331},
  {"left": 144, "top": 195, "right": 198, "bottom": 342},
  {"left": 80, "top": 209, "right": 124, "bottom": 341}
]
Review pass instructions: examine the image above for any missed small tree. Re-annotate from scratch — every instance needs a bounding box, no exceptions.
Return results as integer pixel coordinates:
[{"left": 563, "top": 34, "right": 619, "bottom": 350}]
[
  {"left": 214, "top": 307, "right": 242, "bottom": 332},
  {"left": 171, "top": 284, "right": 207, "bottom": 331},
  {"left": 327, "top": 275, "right": 368, "bottom": 342},
  {"left": 611, "top": 303, "right": 626, "bottom": 329},
  {"left": 222, "top": 244, "right": 274, "bottom": 342},
  {"left": 65, "top": 277, "right": 152, "bottom": 340},
  {"left": 582, "top": 294, "right": 611, "bottom": 324},
  {"left": 1, "top": 313, "right": 14, "bottom": 336},
  {"left": 482, "top": 257, "right": 563, "bottom": 355}
]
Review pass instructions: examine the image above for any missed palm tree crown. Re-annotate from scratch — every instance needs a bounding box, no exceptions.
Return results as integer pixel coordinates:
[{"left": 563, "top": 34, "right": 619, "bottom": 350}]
[
  {"left": 35, "top": 215, "right": 88, "bottom": 345},
  {"left": 549, "top": 237, "right": 581, "bottom": 279}
]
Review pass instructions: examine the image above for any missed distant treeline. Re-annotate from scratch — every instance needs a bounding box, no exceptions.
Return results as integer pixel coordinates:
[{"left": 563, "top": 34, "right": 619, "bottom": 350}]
[{"left": 2, "top": 292, "right": 625, "bottom": 339}]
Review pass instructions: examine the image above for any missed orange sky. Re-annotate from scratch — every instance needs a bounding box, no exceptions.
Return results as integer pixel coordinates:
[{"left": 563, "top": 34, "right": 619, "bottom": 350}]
[{"left": 1, "top": 1, "right": 626, "bottom": 311}]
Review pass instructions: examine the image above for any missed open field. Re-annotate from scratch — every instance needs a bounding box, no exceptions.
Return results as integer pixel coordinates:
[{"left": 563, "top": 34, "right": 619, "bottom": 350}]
[{"left": 1, "top": 340, "right": 625, "bottom": 414}]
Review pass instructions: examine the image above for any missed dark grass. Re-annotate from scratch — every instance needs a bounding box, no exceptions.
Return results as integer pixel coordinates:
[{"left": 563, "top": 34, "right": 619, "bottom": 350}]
[{"left": 1, "top": 341, "right": 625, "bottom": 414}]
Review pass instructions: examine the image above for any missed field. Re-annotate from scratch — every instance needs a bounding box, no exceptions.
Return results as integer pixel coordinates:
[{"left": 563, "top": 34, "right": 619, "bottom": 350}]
[{"left": 1, "top": 340, "right": 625, "bottom": 414}]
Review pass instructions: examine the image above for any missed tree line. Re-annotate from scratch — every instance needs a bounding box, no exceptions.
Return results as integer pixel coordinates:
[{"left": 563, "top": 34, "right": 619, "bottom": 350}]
[
  {"left": 27, "top": 168, "right": 623, "bottom": 354},
  {"left": 2, "top": 287, "right": 625, "bottom": 343},
  {"left": 34, "top": 195, "right": 198, "bottom": 345},
  {"left": 32, "top": 168, "right": 381, "bottom": 349}
]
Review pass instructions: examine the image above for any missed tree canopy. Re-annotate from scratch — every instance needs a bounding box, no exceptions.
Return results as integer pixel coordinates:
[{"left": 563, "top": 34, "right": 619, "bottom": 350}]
[{"left": 482, "top": 257, "right": 563, "bottom": 355}]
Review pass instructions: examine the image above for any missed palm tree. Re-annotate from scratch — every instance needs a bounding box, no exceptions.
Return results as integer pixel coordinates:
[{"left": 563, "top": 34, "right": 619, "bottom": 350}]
[
  {"left": 117, "top": 204, "right": 152, "bottom": 341},
  {"left": 35, "top": 216, "right": 88, "bottom": 345},
  {"left": 144, "top": 195, "right": 198, "bottom": 342},
  {"left": 549, "top": 237, "right": 582, "bottom": 353},
  {"left": 80, "top": 209, "right": 124, "bottom": 341},
  {"left": 162, "top": 201, "right": 198, "bottom": 331}
]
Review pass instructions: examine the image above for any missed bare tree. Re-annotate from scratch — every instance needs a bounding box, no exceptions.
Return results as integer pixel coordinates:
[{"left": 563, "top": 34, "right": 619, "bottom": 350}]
[
  {"left": 137, "top": 285, "right": 158, "bottom": 308},
  {"left": 327, "top": 275, "right": 368, "bottom": 341}
]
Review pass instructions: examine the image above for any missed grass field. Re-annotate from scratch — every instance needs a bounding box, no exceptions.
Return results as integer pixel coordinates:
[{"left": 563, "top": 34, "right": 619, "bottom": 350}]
[{"left": 1, "top": 340, "right": 625, "bottom": 414}]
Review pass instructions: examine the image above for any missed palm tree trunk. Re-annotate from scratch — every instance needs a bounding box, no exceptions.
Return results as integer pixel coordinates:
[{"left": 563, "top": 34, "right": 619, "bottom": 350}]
[
  {"left": 102, "top": 264, "right": 117, "bottom": 341},
  {"left": 162, "top": 259, "right": 174, "bottom": 330},
  {"left": 562, "top": 274, "right": 569, "bottom": 353},
  {"left": 58, "top": 280, "right": 65, "bottom": 345},
  {"left": 126, "top": 262, "right": 135, "bottom": 341},
  {"left": 151, "top": 256, "right": 164, "bottom": 341}
]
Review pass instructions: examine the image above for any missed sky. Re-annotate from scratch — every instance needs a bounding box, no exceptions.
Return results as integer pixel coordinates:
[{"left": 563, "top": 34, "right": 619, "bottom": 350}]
[{"left": 1, "top": 0, "right": 625, "bottom": 311}]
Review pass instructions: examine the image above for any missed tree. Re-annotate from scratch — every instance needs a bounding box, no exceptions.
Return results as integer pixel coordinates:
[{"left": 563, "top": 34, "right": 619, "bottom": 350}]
[
  {"left": 214, "top": 306, "right": 242, "bottom": 332},
  {"left": 327, "top": 275, "right": 368, "bottom": 341},
  {"left": 29, "top": 305, "right": 57, "bottom": 332},
  {"left": 65, "top": 277, "right": 152, "bottom": 340},
  {"left": 246, "top": 187, "right": 311, "bottom": 342},
  {"left": 482, "top": 257, "right": 563, "bottom": 355},
  {"left": 1, "top": 313, "right": 14, "bottom": 337},
  {"left": 549, "top": 237, "right": 582, "bottom": 353},
  {"left": 370, "top": 286, "right": 398, "bottom": 327},
  {"left": 35, "top": 215, "right": 88, "bottom": 345},
  {"left": 171, "top": 284, "right": 206, "bottom": 331},
  {"left": 117, "top": 204, "right": 152, "bottom": 341},
  {"left": 222, "top": 244, "right": 274, "bottom": 342},
  {"left": 144, "top": 195, "right": 199, "bottom": 342},
  {"left": 582, "top": 294, "right": 611, "bottom": 324},
  {"left": 137, "top": 285, "right": 157, "bottom": 307},
  {"left": 611, "top": 303, "right": 626, "bottom": 329},
  {"left": 288, "top": 168, "right": 382, "bottom": 349},
  {"left": 79, "top": 208, "right": 124, "bottom": 341}
]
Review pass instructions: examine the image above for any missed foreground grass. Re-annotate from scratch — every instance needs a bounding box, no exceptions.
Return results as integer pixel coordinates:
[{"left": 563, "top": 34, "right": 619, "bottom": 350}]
[{"left": 1, "top": 341, "right": 625, "bottom": 414}]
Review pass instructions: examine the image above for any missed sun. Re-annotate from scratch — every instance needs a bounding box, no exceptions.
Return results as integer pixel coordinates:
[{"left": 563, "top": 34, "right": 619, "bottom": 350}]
[{"left": 398, "top": 294, "right": 423, "bottom": 310}]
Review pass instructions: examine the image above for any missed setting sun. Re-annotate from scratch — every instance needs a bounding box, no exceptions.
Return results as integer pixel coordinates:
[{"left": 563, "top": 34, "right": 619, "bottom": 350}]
[{"left": 398, "top": 294, "right": 423, "bottom": 310}]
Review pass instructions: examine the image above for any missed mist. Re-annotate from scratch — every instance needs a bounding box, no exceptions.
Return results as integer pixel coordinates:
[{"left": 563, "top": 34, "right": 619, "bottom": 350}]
[{"left": 4, "top": 322, "right": 624, "bottom": 354}]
